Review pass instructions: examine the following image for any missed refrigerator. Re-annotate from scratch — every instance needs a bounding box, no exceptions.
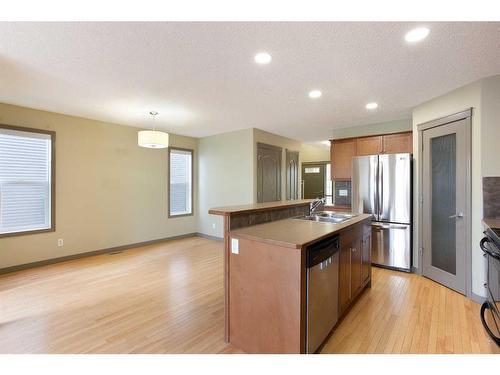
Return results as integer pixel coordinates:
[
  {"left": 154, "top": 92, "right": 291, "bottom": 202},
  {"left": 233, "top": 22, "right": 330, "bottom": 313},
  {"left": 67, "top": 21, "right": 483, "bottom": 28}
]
[{"left": 352, "top": 153, "right": 412, "bottom": 271}]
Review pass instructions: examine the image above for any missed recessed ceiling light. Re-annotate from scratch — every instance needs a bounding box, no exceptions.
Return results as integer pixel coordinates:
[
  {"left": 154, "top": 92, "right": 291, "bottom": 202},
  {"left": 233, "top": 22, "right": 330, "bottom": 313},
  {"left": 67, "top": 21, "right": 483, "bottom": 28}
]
[
  {"left": 405, "top": 27, "right": 430, "bottom": 43},
  {"left": 308, "top": 90, "right": 322, "bottom": 99},
  {"left": 254, "top": 52, "right": 272, "bottom": 65},
  {"left": 366, "top": 102, "right": 378, "bottom": 110}
]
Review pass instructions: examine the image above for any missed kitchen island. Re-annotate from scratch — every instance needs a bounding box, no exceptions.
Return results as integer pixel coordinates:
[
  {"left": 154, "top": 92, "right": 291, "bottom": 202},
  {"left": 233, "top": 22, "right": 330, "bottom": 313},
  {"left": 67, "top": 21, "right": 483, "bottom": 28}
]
[{"left": 210, "top": 202, "right": 372, "bottom": 354}]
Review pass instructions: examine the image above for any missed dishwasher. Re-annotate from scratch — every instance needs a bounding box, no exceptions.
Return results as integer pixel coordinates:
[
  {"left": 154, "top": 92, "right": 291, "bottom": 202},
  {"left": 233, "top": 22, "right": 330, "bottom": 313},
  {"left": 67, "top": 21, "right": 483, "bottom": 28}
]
[{"left": 306, "top": 235, "right": 340, "bottom": 353}]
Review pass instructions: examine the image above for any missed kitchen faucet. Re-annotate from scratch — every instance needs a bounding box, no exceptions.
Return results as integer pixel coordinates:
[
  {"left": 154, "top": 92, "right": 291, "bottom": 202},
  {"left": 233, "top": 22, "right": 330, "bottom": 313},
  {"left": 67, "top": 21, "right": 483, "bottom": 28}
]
[{"left": 310, "top": 197, "right": 326, "bottom": 214}]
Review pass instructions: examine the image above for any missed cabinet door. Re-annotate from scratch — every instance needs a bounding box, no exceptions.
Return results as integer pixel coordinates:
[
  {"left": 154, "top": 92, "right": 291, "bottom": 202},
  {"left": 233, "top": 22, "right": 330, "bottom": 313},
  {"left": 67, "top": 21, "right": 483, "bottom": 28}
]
[
  {"left": 356, "top": 136, "right": 383, "bottom": 156},
  {"left": 361, "top": 232, "right": 371, "bottom": 284},
  {"left": 383, "top": 132, "right": 412, "bottom": 154},
  {"left": 331, "top": 139, "right": 356, "bottom": 180},
  {"left": 350, "top": 238, "right": 362, "bottom": 297},
  {"left": 339, "top": 244, "right": 351, "bottom": 314}
]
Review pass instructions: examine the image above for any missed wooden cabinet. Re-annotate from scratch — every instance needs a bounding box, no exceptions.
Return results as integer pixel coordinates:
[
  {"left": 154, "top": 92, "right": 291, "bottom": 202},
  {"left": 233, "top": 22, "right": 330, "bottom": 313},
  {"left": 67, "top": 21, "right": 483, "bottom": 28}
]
[
  {"left": 383, "top": 132, "right": 412, "bottom": 154},
  {"left": 339, "top": 243, "right": 352, "bottom": 314},
  {"left": 338, "top": 220, "right": 371, "bottom": 315},
  {"left": 361, "top": 232, "right": 371, "bottom": 284},
  {"left": 350, "top": 238, "right": 362, "bottom": 298},
  {"left": 356, "top": 136, "right": 383, "bottom": 156},
  {"left": 330, "top": 139, "right": 356, "bottom": 180},
  {"left": 330, "top": 132, "right": 412, "bottom": 193}
]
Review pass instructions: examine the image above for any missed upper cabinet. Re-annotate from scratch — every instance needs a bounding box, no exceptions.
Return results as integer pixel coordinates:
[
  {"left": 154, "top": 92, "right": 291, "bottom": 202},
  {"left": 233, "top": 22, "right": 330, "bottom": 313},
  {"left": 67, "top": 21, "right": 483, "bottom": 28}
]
[
  {"left": 331, "top": 138, "right": 356, "bottom": 180},
  {"left": 330, "top": 131, "right": 413, "bottom": 181},
  {"left": 356, "top": 136, "right": 383, "bottom": 156},
  {"left": 382, "top": 132, "right": 413, "bottom": 154}
]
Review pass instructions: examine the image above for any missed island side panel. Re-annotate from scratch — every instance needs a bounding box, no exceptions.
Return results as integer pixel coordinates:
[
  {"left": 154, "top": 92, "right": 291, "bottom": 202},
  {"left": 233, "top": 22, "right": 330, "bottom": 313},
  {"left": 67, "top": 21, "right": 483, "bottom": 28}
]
[
  {"left": 219, "top": 202, "right": 311, "bottom": 344},
  {"left": 229, "top": 237, "right": 304, "bottom": 353},
  {"left": 223, "top": 215, "right": 231, "bottom": 343}
]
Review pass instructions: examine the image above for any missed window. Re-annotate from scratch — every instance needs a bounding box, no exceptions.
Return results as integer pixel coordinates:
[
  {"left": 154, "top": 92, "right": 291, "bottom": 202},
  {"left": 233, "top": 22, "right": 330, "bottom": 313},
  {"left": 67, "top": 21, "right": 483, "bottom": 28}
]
[
  {"left": 0, "top": 126, "right": 54, "bottom": 236},
  {"left": 169, "top": 148, "right": 193, "bottom": 217}
]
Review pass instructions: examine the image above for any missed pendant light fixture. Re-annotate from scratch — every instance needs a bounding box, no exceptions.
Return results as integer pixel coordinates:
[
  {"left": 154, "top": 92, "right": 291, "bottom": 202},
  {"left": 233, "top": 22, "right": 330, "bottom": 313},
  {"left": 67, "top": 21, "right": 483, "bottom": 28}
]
[{"left": 138, "top": 111, "right": 169, "bottom": 149}]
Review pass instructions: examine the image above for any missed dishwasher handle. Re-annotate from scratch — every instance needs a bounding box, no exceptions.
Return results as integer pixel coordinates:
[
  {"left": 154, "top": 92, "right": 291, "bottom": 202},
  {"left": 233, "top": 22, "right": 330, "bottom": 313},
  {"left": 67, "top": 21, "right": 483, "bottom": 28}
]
[{"left": 307, "top": 235, "right": 340, "bottom": 268}]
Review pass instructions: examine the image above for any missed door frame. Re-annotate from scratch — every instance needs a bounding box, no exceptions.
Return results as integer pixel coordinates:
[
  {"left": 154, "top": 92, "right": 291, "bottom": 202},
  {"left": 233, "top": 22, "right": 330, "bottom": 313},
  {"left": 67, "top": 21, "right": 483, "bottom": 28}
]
[
  {"left": 286, "top": 149, "right": 300, "bottom": 200},
  {"left": 416, "top": 108, "right": 472, "bottom": 298}
]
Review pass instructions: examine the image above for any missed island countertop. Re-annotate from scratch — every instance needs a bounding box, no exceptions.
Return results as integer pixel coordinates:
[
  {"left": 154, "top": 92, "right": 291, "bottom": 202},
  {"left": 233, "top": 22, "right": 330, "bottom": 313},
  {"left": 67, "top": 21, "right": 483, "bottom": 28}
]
[
  {"left": 209, "top": 199, "right": 315, "bottom": 216},
  {"left": 483, "top": 218, "right": 500, "bottom": 230},
  {"left": 229, "top": 213, "right": 373, "bottom": 249}
]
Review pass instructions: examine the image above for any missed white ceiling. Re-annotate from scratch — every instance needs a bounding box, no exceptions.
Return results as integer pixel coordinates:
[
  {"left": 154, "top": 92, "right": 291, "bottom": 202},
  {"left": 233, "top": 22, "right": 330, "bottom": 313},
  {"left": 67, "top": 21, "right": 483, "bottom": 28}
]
[{"left": 0, "top": 22, "right": 499, "bottom": 142}]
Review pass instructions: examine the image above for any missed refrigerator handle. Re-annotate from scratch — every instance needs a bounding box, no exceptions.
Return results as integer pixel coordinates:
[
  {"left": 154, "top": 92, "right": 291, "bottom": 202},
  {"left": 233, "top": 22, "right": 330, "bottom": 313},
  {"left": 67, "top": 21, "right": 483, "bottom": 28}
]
[{"left": 378, "top": 159, "right": 383, "bottom": 218}]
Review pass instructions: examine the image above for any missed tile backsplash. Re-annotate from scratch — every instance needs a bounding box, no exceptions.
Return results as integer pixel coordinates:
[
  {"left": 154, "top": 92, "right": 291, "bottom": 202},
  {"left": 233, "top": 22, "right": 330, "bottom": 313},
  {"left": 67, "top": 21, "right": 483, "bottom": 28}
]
[
  {"left": 334, "top": 180, "right": 351, "bottom": 206},
  {"left": 483, "top": 177, "right": 500, "bottom": 219}
]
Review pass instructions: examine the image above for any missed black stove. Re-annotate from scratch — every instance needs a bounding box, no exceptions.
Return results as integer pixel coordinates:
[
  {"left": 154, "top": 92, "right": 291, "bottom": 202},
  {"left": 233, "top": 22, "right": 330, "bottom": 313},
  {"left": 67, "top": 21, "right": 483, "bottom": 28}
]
[{"left": 480, "top": 227, "right": 500, "bottom": 346}]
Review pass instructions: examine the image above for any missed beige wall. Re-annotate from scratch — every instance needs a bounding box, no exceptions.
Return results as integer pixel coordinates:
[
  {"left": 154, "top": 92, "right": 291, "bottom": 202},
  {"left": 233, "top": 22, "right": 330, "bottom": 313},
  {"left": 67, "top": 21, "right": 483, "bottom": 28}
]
[
  {"left": 197, "top": 129, "right": 254, "bottom": 238},
  {"left": 480, "top": 75, "right": 500, "bottom": 177},
  {"left": 300, "top": 144, "right": 330, "bottom": 163},
  {"left": 412, "top": 79, "right": 486, "bottom": 296},
  {"left": 331, "top": 118, "right": 412, "bottom": 139},
  {"left": 0, "top": 103, "right": 198, "bottom": 269}
]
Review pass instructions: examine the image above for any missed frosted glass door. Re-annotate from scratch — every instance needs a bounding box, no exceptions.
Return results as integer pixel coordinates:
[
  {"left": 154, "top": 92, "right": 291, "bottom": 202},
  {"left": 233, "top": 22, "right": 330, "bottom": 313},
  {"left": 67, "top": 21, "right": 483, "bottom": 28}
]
[
  {"left": 430, "top": 134, "right": 456, "bottom": 274},
  {"left": 422, "top": 118, "right": 468, "bottom": 295}
]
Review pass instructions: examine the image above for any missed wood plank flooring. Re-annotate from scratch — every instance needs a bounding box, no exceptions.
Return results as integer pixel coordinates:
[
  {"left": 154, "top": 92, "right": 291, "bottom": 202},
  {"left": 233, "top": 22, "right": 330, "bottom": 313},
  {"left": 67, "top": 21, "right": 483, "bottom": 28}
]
[{"left": 0, "top": 236, "right": 497, "bottom": 354}]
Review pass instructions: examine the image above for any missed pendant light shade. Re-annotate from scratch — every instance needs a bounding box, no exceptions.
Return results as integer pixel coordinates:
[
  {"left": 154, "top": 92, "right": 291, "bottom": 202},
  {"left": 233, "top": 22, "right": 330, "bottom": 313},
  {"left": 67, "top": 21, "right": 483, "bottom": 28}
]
[
  {"left": 138, "top": 130, "right": 169, "bottom": 149},
  {"left": 138, "top": 111, "right": 169, "bottom": 149}
]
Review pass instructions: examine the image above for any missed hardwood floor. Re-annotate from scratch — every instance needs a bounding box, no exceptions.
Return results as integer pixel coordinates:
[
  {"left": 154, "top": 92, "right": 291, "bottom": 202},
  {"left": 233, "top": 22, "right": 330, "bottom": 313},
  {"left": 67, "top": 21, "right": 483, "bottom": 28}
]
[
  {"left": 0, "top": 236, "right": 497, "bottom": 354},
  {"left": 321, "top": 267, "right": 500, "bottom": 354}
]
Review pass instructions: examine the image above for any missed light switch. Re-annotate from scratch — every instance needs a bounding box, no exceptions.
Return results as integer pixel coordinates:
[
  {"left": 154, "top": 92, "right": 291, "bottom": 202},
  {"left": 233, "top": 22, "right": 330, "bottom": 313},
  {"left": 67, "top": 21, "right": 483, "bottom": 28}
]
[
  {"left": 339, "top": 189, "right": 348, "bottom": 197},
  {"left": 231, "top": 238, "right": 239, "bottom": 254}
]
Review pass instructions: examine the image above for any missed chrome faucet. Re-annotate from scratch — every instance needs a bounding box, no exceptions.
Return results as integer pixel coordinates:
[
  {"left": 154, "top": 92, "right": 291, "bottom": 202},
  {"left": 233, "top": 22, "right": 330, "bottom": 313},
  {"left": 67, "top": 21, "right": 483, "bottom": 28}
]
[{"left": 310, "top": 197, "right": 326, "bottom": 214}]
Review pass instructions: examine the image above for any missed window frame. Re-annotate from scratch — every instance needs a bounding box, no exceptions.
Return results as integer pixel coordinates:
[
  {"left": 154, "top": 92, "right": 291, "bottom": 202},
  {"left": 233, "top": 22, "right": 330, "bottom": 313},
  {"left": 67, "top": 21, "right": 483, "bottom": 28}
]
[
  {"left": 168, "top": 146, "right": 194, "bottom": 218},
  {"left": 0, "top": 124, "right": 56, "bottom": 238}
]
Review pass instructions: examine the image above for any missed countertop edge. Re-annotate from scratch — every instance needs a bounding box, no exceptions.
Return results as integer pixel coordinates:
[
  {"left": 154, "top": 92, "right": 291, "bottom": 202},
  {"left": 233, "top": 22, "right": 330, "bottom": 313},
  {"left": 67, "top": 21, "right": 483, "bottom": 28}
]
[{"left": 209, "top": 199, "right": 314, "bottom": 216}]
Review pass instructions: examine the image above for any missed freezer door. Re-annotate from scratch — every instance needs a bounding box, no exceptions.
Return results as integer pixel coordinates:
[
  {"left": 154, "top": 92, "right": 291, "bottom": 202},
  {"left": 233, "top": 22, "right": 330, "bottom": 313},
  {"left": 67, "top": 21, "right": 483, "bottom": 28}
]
[
  {"left": 352, "top": 155, "right": 378, "bottom": 217},
  {"left": 378, "top": 153, "right": 411, "bottom": 224},
  {"left": 371, "top": 222, "right": 411, "bottom": 270}
]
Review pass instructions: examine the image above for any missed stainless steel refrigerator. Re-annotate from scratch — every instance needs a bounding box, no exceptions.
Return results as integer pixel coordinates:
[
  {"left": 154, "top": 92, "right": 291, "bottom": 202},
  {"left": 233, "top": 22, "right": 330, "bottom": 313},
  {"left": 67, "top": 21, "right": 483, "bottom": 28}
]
[{"left": 352, "top": 153, "right": 412, "bottom": 271}]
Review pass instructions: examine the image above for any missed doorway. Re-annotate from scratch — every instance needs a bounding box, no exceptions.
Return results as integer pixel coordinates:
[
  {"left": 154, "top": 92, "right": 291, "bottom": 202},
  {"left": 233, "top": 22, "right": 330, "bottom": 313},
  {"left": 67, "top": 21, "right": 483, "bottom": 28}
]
[
  {"left": 301, "top": 162, "right": 332, "bottom": 203},
  {"left": 418, "top": 109, "right": 471, "bottom": 295}
]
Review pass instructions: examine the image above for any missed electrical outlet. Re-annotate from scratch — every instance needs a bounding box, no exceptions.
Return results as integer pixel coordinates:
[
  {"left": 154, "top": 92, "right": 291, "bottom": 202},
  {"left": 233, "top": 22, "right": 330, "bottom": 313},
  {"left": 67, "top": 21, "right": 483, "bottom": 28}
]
[
  {"left": 57, "top": 239, "right": 64, "bottom": 247},
  {"left": 231, "top": 238, "right": 239, "bottom": 254}
]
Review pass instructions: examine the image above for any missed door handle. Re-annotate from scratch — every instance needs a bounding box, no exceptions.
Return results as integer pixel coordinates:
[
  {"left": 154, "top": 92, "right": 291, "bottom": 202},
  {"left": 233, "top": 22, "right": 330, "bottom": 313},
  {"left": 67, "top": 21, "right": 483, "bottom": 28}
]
[{"left": 448, "top": 212, "right": 464, "bottom": 219}]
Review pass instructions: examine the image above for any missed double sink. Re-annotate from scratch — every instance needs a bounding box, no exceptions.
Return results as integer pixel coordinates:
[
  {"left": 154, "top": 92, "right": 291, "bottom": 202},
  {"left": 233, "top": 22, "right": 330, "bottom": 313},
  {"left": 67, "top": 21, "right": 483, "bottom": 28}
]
[{"left": 295, "top": 211, "right": 358, "bottom": 224}]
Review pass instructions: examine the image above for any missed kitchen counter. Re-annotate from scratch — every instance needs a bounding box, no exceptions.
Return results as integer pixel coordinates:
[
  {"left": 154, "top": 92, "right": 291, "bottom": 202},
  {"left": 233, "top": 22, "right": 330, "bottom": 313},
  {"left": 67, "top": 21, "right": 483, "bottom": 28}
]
[
  {"left": 230, "top": 213, "right": 373, "bottom": 249},
  {"left": 483, "top": 218, "right": 500, "bottom": 230},
  {"left": 209, "top": 199, "right": 314, "bottom": 215},
  {"left": 227, "top": 212, "right": 373, "bottom": 353}
]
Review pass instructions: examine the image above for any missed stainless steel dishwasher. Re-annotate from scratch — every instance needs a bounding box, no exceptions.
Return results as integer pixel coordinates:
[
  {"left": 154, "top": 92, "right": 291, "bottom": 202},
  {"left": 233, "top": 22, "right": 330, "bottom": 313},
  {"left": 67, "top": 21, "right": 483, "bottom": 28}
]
[{"left": 306, "top": 235, "right": 340, "bottom": 353}]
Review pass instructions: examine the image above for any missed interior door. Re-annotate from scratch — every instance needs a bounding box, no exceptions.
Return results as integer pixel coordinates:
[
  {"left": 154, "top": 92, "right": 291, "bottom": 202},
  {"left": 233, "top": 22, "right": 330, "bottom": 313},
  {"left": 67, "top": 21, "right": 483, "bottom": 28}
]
[
  {"left": 422, "top": 119, "right": 469, "bottom": 294},
  {"left": 286, "top": 150, "right": 299, "bottom": 200},
  {"left": 301, "top": 163, "right": 325, "bottom": 199},
  {"left": 257, "top": 143, "right": 282, "bottom": 203}
]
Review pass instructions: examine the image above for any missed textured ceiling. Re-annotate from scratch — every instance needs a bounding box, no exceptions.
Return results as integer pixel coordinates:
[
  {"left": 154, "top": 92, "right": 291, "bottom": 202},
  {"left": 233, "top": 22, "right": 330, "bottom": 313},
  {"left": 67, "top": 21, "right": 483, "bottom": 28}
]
[{"left": 0, "top": 22, "right": 499, "bottom": 141}]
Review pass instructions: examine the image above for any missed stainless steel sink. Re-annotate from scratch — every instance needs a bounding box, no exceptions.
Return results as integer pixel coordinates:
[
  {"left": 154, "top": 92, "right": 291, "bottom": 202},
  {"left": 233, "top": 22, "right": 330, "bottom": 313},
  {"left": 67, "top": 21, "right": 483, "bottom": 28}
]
[{"left": 294, "top": 211, "right": 358, "bottom": 224}]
